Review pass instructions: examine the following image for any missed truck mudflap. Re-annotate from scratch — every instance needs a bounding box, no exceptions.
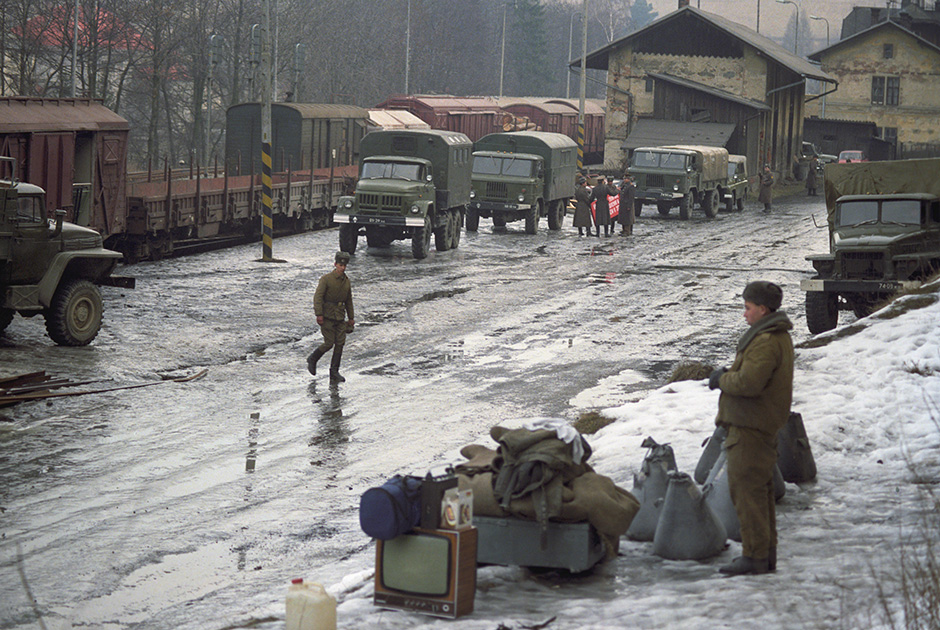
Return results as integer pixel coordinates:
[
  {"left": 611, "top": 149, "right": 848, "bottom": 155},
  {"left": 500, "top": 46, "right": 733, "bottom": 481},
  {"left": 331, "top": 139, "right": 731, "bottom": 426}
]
[
  {"left": 800, "top": 278, "right": 922, "bottom": 293},
  {"left": 469, "top": 200, "right": 532, "bottom": 211},
  {"left": 332, "top": 213, "right": 425, "bottom": 227}
]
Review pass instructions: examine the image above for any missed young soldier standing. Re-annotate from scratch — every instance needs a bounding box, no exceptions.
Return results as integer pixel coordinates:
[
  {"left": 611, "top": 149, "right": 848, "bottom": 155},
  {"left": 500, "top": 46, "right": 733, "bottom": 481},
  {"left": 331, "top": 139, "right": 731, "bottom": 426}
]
[
  {"left": 307, "top": 251, "right": 355, "bottom": 383},
  {"left": 709, "top": 281, "right": 794, "bottom": 575}
]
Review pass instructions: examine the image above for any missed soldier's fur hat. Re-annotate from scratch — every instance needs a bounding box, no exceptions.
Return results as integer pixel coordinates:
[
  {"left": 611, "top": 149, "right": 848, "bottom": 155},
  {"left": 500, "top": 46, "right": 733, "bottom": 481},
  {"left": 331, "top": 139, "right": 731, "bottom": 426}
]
[
  {"left": 335, "top": 251, "right": 351, "bottom": 264},
  {"left": 742, "top": 281, "right": 783, "bottom": 311}
]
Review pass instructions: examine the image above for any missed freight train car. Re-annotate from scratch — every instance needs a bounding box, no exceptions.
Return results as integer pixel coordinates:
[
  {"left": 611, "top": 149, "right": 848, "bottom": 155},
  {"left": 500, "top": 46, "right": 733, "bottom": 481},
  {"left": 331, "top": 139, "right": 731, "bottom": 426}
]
[
  {"left": 0, "top": 97, "right": 366, "bottom": 262},
  {"left": 374, "top": 95, "right": 503, "bottom": 142}
]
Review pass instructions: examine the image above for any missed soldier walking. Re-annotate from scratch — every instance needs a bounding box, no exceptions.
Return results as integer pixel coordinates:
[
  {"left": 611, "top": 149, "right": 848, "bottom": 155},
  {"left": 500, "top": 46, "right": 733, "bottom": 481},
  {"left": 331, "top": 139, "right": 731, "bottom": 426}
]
[
  {"left": 618, "top": 173, "right": 636, "bottom": 236},
  {"left": 307, "top": 251, "right": 355, "bottom": 383},
  {"left": 759, "top": 165, "right": 775, "bottom": 213},
  {"left": 709, "top": 281, "right": 794, "bottom": 575},
  {"left": 805, "top": 156, "right": 819, "bottom": 197}
]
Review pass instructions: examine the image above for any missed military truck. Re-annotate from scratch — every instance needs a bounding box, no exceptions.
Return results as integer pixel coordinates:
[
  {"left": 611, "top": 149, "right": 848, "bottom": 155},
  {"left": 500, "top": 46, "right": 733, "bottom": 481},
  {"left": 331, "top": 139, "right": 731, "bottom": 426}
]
[
  {"left": 1, "top": 157, "right": 134, "bottom": 345},
  {"left": 630, "top": 145, "right": 729, "bottom": 220},
  {"left": 466, "top": 131, "right": 577, "bottom": 234},
  {"left": 333, "top": 129, "right": 472, "bottom": 260},
  {"left": 801, "top": 157, "right": 940, "bottom": 334},
  {"left": 723, "top": 154, "right": 748, "bottom": 212}
]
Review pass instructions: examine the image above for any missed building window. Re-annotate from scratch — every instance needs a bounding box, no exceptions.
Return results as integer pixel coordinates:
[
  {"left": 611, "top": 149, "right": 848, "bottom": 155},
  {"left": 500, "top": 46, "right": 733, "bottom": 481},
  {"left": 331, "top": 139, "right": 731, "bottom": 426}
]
[
  {"left": 872, "top": 76, "right": 900, "bottom": 106},
  {"left": 883, "top": 43, "right": 894, "bottom": 59},
  {"left": 645, "top": 77, "right": 654, "bottom": 93},
  {"left": 882, "top": 127, "right": 898, "bottom": 143}
]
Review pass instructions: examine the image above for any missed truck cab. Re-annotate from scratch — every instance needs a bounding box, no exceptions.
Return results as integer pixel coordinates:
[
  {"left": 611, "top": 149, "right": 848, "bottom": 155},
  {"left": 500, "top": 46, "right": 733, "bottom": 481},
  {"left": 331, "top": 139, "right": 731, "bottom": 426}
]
[
  {"left": 630, "top": 145, "right": 729, "bottom": 220},
  {"left": 1, "top": 157, "right": 133, "bottom": 345},
  {"left": 333, "top": 129, "right": 472, "bottom": 259}
]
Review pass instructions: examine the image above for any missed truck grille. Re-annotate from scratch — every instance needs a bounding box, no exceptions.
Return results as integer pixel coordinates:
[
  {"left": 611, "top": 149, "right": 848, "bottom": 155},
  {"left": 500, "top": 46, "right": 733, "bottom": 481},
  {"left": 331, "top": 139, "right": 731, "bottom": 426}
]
[
  {"left": 643, "top": 174, "right": 665, "bottom": 188},
  {"left": 841, "top": 251, "right": 885, "bottom": 279},
  {"left": 485, "top": 182, "right": 508, "bottom": 200},
  {"left": 358, "top": 193, "right": 402, "bottom": 213}
]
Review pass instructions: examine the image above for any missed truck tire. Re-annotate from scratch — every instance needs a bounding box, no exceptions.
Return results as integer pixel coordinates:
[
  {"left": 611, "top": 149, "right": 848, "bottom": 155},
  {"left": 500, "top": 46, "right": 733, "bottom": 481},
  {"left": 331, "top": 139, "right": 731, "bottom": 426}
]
[
  {"left": 678, "top": 196, "right": 690, "bottom": 220},
  {"left": 434, "top": 217, "right": 450, "bottom": 251},
  {"left": 465, "top": 207, "right": 480, "bottom": 232},
  {"left": 635, "top": 201, "right": 643, "bottom": 217},
  {"left": 703, "top": 190, "right": 718, "bottom": 218},
  {"left": 45, "top": 279, "right": 104, "bottom": 346},
  {"left": 657, "top": 202, "right": 670, "bottom": 216},
  {"left": 805, "top": 291, "right": 839, "bottom": 334},
  {"left": 547, "top": 200, "right": 562, "bottom": 231},
  {"left": 412, "top": 216, "right": 432, "bottom": 259},
  {"left": 735, "top": 194, "right": 745, "bottom": 212},
  {"left": 525, "top": 204, "right": 538, "bottom": 234},
  {"left": 725, "top": 192, "right": 734, "bottom": 213},
  {"left": 339, "top": 224, "right": 358, "bottom": 254},
  {"left": 449, "top": 211, "right": 461, "bottom": 249},
  {"left": 0, "top": 308, "right": 13, "bottom": 333}
]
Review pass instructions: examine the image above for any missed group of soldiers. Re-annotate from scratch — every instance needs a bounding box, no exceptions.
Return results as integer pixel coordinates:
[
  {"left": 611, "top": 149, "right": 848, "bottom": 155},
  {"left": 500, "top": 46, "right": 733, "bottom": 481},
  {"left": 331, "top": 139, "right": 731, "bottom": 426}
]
[{"left": 572, "top": 173, "right": 637, "bottom": 238}]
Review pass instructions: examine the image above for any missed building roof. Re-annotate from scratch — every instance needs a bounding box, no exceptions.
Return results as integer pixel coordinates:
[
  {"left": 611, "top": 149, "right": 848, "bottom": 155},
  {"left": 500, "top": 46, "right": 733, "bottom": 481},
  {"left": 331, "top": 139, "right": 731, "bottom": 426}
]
[
  {"left": 572, "top": 6, "right": 832, "bottom": 83},
  {"left": 809, "top": 19, "right": 940, "bottom": 61},
  {"left": 621, "top": 119, "right": 736, "bottom": 151},
  {"left": 0, "top": 97, "right": 128, "bottom": 132},
  {"left": 648, "top": 73, "right": 771, "bottom": 111}
]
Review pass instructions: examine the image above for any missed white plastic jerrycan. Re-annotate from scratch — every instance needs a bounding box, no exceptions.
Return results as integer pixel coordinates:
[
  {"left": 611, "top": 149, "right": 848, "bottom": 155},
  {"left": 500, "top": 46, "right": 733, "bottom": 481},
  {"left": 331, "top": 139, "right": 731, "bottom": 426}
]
[{"left": 285, "top": 578, "right": 336, "bottom": 630}]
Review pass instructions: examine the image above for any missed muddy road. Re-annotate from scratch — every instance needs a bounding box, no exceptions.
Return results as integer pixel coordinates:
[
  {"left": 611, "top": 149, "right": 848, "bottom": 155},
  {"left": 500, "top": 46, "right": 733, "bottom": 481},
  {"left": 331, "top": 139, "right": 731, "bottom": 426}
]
[{"left": 1, "top": 194, "right": 832, "bottom": 629}]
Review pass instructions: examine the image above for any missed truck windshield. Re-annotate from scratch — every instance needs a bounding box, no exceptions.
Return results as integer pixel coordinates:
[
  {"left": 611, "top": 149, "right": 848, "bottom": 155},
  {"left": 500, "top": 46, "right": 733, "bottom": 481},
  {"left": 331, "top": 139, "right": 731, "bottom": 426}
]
[
  {"left": 881, "top": 199, "right": 922, "bottom": 225},
  {"left": 16, "top": 195, "right": 45, "bottom": 223},
  {"left": 632, "top": 151, "right": 686, "bottom": 169},
  {"left": 472, "top": 156, "right": 535, "bottom": 177},
  {"left": 838, "top": 200, "right": 879, "bottom": 226},
  {"left": 360, "top": 161, "right": 423, "bottom": 181}
]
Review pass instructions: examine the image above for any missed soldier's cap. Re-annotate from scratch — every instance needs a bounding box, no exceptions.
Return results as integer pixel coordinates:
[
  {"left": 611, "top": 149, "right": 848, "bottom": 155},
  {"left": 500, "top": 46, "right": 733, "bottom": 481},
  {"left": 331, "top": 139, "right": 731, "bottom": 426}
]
[
  {"left": 577, "top": 176, "right": 587, "bottom": 184},
  {"left": 742, "top": 281, "right": 783, "bottom": 311},
  {"left": 335, "top": 251, "right": 351, "bottom": 264}
]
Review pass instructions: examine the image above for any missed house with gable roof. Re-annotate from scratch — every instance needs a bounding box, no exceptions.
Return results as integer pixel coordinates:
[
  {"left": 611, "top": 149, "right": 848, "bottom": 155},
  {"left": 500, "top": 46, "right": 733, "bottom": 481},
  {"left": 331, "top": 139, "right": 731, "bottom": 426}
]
[
  {"left": 570, "top": 3, "right": 834, "bottom": 176},
  {"left": 808, "top": 19, "right": 940, "bottom": 158}
]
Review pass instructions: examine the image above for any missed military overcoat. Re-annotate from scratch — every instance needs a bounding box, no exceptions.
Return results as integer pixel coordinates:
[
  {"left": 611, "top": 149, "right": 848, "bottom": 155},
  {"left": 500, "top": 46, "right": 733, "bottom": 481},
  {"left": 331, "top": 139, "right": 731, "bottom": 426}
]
[{"left": 314, "top": 271, "right": 354, "bottom": 322}]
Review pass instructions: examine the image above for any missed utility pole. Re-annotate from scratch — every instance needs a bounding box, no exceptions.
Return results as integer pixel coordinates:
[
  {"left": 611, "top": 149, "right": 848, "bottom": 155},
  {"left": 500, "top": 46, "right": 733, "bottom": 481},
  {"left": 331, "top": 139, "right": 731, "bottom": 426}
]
[
  {"left": 499, "top": 3, "right": 508, "bottom": 98},
  {"left": 259, "top": 0, "right": 278, "bottom": 262},
  {"left": 577, "top": 0, "right": 587, "bottom": 172},
  {"left": 71, "top": 0, "right": 78, "bottom": 96},
  {"left": 405, "top": 0, "right": 411, "bottom": 94}
]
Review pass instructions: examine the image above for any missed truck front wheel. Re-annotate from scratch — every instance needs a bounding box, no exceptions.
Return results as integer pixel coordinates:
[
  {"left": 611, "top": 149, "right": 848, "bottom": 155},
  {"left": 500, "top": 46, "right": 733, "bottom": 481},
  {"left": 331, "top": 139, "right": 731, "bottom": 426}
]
[
  {"left": 525, "top": 203, "right": 539, "bottom": 234},
  {"left": 45, "top": 279, "right": 104, "bottom": 346},
  {"left": 635, "top": 201, "right": 643, "bottom": 217},
  {"left": 412, "top": 217, "right": 432, "bottom": 259},
  {"left": 678, "top": 196, "right": 690, "bottom": 220},
  {"left": 805, "top": 291, "right": 839, "bottom": 334},
  {"left": 703, "top": 190, "right": 718, "bottom": 218},
  {"left": 465, "top": 207, "right": 479, "bottom": 232},
  {"left": 339, "top": 224, "right": 358, "bottom": 254}
]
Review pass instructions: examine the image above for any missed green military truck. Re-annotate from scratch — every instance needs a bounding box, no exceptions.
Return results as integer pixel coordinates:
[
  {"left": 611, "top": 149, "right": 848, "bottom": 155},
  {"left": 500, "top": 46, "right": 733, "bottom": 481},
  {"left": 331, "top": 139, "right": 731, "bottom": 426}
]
[
  {"left": 466, "top": 131, "right": 577, "bottom": 234},
  {"left": 1, "top": 157, "right": 134, "bottom": 345},
  {"left": 630, "top": 145, "right": 729, "bottom": 220},
  {"left": 801, "top": 157, "right": 940, "bottom": 334},
  {"left": 334, "top": 129, "right": 472, "bottom": 260},
  {"left": 723, "top": 154, "right": 748, "bottom": 212}
]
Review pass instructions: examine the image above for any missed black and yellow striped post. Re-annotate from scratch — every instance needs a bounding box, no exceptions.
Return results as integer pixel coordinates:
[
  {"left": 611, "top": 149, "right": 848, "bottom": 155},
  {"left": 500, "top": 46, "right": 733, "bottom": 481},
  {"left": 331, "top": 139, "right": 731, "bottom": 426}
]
[
  {"left": 577, "top": 119, "right": 585, "bottom": 172},
  {"left": 261, "top": 138, "right": 274, "bottom": 260}
]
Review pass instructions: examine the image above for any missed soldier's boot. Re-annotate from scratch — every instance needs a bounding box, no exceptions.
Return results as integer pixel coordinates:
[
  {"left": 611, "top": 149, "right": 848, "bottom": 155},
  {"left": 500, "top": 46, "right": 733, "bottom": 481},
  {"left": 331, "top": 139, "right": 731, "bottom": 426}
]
[
  {"left": 718, "top": 556, "right": 770, "bottom": 576},
  {"left": 329, "top": 345, "right": 346, "bottom": 383},
  {"left": 306, "top": 348, "right": 325, "bottom": 376}
]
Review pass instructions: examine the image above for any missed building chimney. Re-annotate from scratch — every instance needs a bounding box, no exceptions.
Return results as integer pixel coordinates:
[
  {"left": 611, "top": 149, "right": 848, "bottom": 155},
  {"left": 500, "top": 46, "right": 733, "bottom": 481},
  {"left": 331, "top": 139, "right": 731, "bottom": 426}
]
[{"left": 679, "top": 0, "right": 690, "bottom": 7}]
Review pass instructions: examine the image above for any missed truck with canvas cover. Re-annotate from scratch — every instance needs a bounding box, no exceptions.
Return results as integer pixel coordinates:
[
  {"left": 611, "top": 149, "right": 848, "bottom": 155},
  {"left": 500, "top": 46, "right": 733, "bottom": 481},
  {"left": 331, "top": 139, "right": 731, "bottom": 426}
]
[
  {"left": 0, "top": 157, "right": 134, "bottom": 345},
  {"left": 466, "top": 131, "right": 577, "bottom": 234},
  {"left": 333, "top": 129, "right": 472, "bottom": 260},
  {"left": 630, "top": 145, "right": 729, "bottom": 220},
  {"left": 801, "top": 158, "right": 940, "bottom": 334}
]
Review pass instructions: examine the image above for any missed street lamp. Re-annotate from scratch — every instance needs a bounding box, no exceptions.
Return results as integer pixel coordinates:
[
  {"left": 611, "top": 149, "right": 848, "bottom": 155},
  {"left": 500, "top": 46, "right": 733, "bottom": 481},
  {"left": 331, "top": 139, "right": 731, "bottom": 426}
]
[
  {"left": 776, "top": 0, "right": 799, "bottom": 55},
  {"left": 810, "top": 14, "right": 829, "bottom": 46},
  {"left": 566, "top": 12, "right": 581, "bottom": 99}
]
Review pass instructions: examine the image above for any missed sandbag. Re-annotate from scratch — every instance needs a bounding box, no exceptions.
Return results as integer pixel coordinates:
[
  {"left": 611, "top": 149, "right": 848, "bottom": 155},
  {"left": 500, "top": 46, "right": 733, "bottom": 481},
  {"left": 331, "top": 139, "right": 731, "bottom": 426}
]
[
  {"left": 652, "top": 472, "right": 727, "bottom": 560},
  {"left": 626, "top": 437, "right": 676, "bottom": 541},
  {"left": 359, "top": 475, "right": 423, "bottom": 540},
  {"left": 702, "top": 450, "right": 740, "bottom": 542},
  {"left": 694, "top": 425, "right": 727, "bottom": 484},
  {"left": 777, "top": 411, "right": 817, "bottom": 483}
]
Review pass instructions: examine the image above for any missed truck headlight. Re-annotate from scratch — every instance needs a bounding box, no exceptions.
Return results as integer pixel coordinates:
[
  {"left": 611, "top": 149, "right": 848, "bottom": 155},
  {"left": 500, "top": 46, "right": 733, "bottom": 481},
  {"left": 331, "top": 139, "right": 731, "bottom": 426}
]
[
  {"left": 410, "top": 204, "right": 421, "bottom": 214},
  {"left": 673, "top": 184, "right": 679, "bottom": 191},
  {"left": 343, "top": 199, "right": 353, "bottom": 209},
  {"left": 517, "top": 194, "right": 525, "bottom": 203},
  {"left": 469, "top": 190, "right": 476, "bottom": 199}
]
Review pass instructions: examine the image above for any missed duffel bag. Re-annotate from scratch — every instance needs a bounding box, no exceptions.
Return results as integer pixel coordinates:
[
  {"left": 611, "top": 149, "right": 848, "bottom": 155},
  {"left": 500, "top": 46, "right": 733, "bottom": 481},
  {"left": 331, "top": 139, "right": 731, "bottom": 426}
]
[{"left": 359, "top": 474, "right": 423, "bottom": 540}]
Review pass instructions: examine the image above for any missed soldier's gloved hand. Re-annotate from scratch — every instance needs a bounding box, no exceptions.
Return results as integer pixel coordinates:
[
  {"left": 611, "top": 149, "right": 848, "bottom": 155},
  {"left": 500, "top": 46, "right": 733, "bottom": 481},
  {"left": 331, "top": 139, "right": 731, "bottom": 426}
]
[{"left": 708, "top": 368, "right": 727, "bottom": 390}]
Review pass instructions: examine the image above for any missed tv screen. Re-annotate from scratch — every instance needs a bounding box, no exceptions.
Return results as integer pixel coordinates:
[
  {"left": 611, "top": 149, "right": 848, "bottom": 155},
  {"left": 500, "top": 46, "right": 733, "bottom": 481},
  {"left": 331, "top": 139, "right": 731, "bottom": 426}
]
[{"left": 381, "top": 532, "right": 451, "bottom": 596}]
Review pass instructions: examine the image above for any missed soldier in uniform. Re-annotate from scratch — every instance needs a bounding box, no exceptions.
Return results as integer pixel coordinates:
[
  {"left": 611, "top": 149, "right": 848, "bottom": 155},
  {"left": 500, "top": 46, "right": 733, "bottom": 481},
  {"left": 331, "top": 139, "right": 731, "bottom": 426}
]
[
  {"left": 759, "top": 165, "right": 775, "bottom": 213},
  {"left": 307, "top": 251, "right": 355, "bottom": 383},
  {"left": 590, "top": 176, "right": 617, "bottom": 237},
  {"left": 805, "top": 156, "right": 819, "bottom": 197},
  {"left": 618, "top": 173, "right": 636, "bottom": 236},
  {"left": 573, "top": 176, "right": 593, "bottom": 236},
  {"left": 709, "top": 281, "right": 794, "bottom": 575}
]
